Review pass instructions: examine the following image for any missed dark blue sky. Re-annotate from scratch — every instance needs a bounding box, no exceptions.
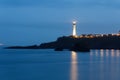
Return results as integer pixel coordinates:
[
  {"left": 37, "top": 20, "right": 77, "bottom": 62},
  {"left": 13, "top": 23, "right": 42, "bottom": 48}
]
[{"left": 0, "top": 0, "right": 120, "bottom": 45}]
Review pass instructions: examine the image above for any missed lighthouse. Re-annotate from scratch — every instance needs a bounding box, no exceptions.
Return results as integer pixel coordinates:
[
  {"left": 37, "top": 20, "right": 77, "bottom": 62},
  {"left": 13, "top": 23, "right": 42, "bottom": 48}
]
[{"left": 72, "top": 21, "right": 77, "bottom": 36}]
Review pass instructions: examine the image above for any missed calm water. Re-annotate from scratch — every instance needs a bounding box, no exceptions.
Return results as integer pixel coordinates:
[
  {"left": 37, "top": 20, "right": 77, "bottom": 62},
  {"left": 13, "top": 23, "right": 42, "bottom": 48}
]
[{"left": 0, "top": 48, "right": 120, "bottom": 80}]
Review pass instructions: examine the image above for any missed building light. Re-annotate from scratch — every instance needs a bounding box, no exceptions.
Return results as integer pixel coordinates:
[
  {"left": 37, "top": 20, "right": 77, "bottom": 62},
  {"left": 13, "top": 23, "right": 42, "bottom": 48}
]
[{"left": 116, "top": 34, "right": 120, "bottom": 36}]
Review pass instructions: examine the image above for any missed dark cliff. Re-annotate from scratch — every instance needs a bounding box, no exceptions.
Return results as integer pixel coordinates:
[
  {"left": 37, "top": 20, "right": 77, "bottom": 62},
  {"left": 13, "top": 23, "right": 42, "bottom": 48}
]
[
  {"left": 6, "top": 35, "right": 120, "bottom": 50},
  {"left": 39, "top": 36, "right": 120, "bottom": 49}
]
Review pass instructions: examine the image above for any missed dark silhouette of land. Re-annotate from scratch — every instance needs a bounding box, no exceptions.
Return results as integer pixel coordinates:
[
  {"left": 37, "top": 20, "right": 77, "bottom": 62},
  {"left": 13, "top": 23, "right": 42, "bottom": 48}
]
[{"left": 5, "top": 34, "right": 120, "bottom": 52}]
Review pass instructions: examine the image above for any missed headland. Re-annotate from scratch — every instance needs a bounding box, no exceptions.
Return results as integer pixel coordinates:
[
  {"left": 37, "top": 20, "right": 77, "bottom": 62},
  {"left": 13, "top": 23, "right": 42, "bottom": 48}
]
[
  {"left": 5, "top": 21, "right": 120, "bottom": 51},
  {"left": 6, "top": 34, "right": 120, "bottom": 51}
]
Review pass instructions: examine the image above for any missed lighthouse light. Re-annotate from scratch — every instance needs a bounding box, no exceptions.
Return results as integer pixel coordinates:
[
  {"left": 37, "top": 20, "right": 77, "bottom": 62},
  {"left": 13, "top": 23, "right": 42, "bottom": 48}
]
[{"left": 72, "top": 21, "right": 77, "bottom": 36}]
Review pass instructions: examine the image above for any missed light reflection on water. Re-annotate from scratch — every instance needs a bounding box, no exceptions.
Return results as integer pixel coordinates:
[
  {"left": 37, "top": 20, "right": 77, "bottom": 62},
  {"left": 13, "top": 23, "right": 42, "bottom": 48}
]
[
  {"left": 1, "top": 49, "right": 120, "bottom": 80},
  {"left": 90, "top": 49, "right": 120, "bottom": 57},
  {"left": 71, "top": 51, "right": 78, "bottom": 80},
  {"left": 71, "top": 49, "right": 120, "bottom": 80}
]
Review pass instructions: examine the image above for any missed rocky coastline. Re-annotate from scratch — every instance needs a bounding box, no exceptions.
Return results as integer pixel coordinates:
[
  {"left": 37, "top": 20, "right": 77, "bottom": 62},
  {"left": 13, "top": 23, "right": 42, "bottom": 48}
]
[{"left": 5, "top": 35, "right": 120, "bottom": 52}]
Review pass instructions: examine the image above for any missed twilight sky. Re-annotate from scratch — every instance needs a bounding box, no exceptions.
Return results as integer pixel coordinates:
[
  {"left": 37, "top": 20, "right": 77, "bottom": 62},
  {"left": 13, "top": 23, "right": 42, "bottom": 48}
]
[{"left": 0, "top": 0, "right": 120, "bottom": 45}]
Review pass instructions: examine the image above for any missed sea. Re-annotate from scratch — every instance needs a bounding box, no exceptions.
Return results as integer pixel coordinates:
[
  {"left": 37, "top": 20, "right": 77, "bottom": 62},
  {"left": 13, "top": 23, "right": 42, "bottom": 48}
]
[{"left": 0, "top": 47, "right": 120, "bottom": 80}]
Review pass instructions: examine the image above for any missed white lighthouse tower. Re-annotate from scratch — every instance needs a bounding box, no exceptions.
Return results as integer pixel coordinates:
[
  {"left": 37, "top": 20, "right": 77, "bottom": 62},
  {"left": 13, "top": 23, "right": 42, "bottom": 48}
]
[{"left": 72, "top": 21, "right": 77, "bottom": 36}]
